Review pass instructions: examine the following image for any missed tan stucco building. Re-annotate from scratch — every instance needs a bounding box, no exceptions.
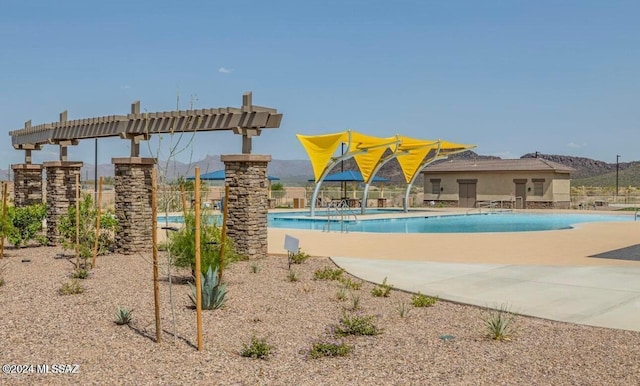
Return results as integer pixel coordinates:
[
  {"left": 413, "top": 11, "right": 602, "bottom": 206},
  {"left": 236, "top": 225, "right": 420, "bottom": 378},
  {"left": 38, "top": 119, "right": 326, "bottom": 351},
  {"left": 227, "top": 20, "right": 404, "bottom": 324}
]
[{"left": 422, "top": 158, "right": 574, "bottom": 209}]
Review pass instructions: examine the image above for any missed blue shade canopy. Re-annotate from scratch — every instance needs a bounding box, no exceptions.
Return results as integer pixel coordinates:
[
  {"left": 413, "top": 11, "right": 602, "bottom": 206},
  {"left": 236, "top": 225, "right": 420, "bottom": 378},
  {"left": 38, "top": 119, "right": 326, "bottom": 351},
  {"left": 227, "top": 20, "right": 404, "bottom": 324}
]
[
  {"left": 310, "top": 170, "right": 389, "bottom": 183},
  {"left": 187, "top": 170, "right": 280, "bottom": 181}
]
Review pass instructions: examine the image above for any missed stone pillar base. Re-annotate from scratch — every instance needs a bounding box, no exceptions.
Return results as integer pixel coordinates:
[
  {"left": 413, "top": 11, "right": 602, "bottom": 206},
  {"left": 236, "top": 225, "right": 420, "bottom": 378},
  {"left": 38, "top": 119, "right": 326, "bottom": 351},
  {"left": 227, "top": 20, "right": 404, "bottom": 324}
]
[
  {"left": 11, "top": 164, "right": 43, "bottom": 206},
  {"left": 43, "top": 161, "right": 83, "bottom": 244},
  {"left": 112, "top": 157, "right": 156, "bottom": 255},
  {"left": 221, "top": 154, "right": 272, "bottom": 258}
]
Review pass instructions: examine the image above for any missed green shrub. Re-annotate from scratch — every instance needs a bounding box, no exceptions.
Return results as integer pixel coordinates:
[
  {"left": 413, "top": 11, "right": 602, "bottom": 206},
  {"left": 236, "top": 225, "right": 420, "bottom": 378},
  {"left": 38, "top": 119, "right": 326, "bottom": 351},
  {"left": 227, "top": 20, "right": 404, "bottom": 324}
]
[
  {"left": 307, "top": 339, "right": 352, "bottom": 359},
  {"left": 59, "top": 279, "right": 84, "bottom": 295},
  {"left": 336, "top": 287, "right": 347, "bottom": 301},
  {"left": 371, "top": 277, "right": 393, "bottom": 297},
  {"left": 484, "top": 304, "right": 517, "bottom": 341},
  {"left": 289, "top": 248, "right": 310, "bottom": 264},
  {"left": 4, "top": 204, "right": 47, "bottom": 248},
  {"left": 348, "top": 292, "right": 361, "bottom": 310},
  {"left": 188, "top": 265, "right": 227, "bottom": 310},
  {"left": 396, "top": 301, "right": 410, "bottom": 318},
  {"left": 241, "top": 335, "right": 273, "bottom": 359},
  {"left": 411, "top": 292, "right": 438, "bottom": 307},
  {"left": 339, "top": 277, "right": 362, "bottom": 290},
  {"left": 287, "top": 270, "right": 299, "bottom": 282},
  {"left": 169, "top": 212, "right": 244, "bottom": 275},
  {"left": 313, "top": 267, "right": 344, "bottom": 281},
  {"left": 57, "top": 194, "right": 118, "bottom": 261},
  {"left": 334, "top": 312, "right": 380, "bottom": 336},
  {"left": 250, "top": 262, "right": 261, "bottom": 273},
  {"left": 71, "top": 268, "right": 90, "bottom": 279},
  {"left": 114, "top": 306, "right": 134, "bottom": 325}
]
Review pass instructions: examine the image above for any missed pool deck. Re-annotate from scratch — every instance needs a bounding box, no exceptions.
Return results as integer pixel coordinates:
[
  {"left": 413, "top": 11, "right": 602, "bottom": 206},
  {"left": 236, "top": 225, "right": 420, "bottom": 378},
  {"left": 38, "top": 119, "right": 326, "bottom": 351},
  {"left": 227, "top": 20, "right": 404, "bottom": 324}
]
[{"left": 267, "top": 209, "right": 640, "bottom": 332}]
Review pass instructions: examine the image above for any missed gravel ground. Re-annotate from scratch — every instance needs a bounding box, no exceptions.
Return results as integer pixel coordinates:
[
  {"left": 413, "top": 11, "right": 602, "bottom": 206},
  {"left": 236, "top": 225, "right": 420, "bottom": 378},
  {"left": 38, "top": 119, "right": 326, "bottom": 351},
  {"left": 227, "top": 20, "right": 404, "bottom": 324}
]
[{"left": 1, "top": 245, "right": 640, "bottom": 385}]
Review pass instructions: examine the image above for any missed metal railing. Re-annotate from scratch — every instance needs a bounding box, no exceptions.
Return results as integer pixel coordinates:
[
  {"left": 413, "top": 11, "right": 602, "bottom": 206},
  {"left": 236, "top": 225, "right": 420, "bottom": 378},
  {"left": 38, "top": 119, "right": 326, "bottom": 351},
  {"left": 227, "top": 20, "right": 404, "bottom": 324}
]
[
  {"left": 324, "top": 199, "right": 358, "bottom": 232},
  {"left": 466, "top": 200, "right": 507, "bottom": 215}
]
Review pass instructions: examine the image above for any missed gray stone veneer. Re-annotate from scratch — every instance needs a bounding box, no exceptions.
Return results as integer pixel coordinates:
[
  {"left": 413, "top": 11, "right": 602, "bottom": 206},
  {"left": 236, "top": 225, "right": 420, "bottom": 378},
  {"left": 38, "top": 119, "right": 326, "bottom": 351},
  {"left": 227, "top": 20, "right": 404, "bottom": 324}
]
[
  {"left": 221, "top": 154, "right": 271, "bottom": 259},
  {"left": 11, "top": 164, "right": 43, "bottom": 206},
  {"left": 43, "top": 161, "right": 83, "bottom": 244},
  {"left": 112, "top": 158, "right": 155, "bottom": 255}
]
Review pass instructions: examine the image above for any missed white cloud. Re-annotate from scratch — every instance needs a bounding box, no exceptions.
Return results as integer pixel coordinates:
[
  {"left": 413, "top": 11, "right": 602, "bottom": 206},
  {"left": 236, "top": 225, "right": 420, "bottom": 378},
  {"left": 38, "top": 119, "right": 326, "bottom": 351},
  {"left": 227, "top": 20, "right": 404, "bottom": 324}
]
[
  {"left": 218, "top": 67, "right": 232, "bottom": 74},
  {"left": 121, "top": 85, "right": 131, "bottom": 89},
  {"left": 567, "top": 142, "right": 586, "bottom": 149}
]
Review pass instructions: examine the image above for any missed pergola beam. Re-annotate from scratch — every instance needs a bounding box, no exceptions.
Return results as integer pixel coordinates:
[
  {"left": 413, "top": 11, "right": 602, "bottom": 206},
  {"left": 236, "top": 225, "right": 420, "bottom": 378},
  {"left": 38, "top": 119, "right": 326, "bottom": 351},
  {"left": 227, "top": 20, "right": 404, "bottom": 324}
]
[{"left": 9, "top": 92, "right": 282, "bottom": 149}]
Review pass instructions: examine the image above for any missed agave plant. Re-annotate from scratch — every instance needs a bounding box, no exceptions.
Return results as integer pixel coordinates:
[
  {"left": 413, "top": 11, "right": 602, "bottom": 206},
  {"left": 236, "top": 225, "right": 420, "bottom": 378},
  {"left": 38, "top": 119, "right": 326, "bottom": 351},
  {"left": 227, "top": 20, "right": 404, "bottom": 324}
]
[
  {"left": 114, "top": 306, "right": 133, "bottom": 325},
  {"left": 188, "top": 265, "right": 227, "bottom": 310}
]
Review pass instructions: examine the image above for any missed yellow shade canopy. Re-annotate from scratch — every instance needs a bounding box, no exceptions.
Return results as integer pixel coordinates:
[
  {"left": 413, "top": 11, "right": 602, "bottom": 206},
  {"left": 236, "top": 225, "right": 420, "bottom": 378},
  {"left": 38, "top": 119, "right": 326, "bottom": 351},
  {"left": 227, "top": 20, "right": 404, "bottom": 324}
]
[
  {"left": 297, "top": 130, "right": 475, "bottom": 185},
  {"left": 296, "top": 132, "right": 348, "bottom": 182}
]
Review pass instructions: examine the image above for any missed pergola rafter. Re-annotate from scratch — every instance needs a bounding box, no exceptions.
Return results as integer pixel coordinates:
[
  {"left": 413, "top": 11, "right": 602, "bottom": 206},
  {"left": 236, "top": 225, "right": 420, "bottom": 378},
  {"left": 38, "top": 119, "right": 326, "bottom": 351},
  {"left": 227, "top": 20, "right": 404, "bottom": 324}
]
[{"left": 9, "top": 92, "right": 282, "bottom": 160}]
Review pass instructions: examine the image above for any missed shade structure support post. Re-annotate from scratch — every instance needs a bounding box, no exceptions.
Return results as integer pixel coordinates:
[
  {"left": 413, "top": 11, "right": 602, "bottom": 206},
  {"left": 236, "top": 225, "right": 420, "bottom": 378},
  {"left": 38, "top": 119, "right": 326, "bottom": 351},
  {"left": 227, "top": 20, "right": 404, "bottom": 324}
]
[
  {"left": 403, "top": 153, "right": 446, "bottom": 212},
  {"left": 360, "top": 150, "right": 400, "bottom": 215}
]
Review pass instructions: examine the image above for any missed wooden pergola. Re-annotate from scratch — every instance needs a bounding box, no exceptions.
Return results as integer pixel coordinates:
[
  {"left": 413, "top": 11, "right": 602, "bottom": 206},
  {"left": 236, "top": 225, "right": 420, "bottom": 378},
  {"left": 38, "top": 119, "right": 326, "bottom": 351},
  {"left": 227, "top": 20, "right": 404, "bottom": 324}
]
[{"left": 9, "top": 92, "right": 282, "bottom": 161}]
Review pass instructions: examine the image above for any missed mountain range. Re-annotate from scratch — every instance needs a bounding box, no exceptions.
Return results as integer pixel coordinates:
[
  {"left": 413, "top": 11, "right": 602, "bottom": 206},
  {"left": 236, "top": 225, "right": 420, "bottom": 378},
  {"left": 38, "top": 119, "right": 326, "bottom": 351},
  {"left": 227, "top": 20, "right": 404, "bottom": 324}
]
[{"left": 0, "top": 152, "right": 637, "bottom": 187}]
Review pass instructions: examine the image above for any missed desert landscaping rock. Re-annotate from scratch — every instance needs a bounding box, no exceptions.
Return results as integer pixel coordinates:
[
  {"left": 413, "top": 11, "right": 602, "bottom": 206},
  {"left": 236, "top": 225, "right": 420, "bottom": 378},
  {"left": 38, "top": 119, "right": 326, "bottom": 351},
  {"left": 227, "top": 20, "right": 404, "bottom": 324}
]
[{"left": 1, "top": 246, "right": 639, "bottom": 385}]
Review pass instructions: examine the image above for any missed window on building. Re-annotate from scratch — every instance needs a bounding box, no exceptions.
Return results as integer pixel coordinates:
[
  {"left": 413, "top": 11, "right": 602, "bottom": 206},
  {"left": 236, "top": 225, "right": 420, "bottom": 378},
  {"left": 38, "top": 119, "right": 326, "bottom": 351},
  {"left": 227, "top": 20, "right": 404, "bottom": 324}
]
[
  {"left": 533, "top": 179, "right": 545, "bottom": 196},
  {"left": 430, "top": 179, "right": 441, "bottom": 194}
]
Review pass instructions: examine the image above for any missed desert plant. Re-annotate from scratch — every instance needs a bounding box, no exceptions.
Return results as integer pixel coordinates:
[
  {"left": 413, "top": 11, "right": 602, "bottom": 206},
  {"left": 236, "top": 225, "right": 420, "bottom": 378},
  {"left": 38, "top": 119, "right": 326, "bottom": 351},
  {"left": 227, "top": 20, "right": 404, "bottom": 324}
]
[
  {"left": 411, "top": 292, "right": 439, "bottom": 307},
  {"left": 71, "top": 268, "right": 90, "bottom": 279},
  {"left": 334, "top": 312, "right": 380, "bottom": 336},
  {"left": 240, "top": 335, "right": 273, "bottom": 359},
  {"left": 313, "top": 267, "right": 344, "bottom": 281},
  {"left": 0, "top": 262, "right": 6, "bottom": 286},
  {"left": 188, "top": 265, "right": 227, "bottom": 310},
  {"left": 289, "top": 248, "right": 310, "bottom": 265},
  {"left": 114, "top": 306, "right": 134, "bottom": 325},
  {"left": 396, "top": 301, "right": 409, "bottom": 318},
  {"left": 339, "top": 277, "right": 362, "bottom": 290},
  {"left": 336, "top": 287, "right": 347, "bottom": 301},
  {"left": 371, "top": 277, "right": 393, "bottom": 297},
  {"left": 170, "top": 211, "right": 244, "bottom": 275},
  {"left": 5, "top": 203, "right": 47, "bottom": 248},
  {"left": 57, "top": 194, "right": 119, "bottom": 261},
  {"left": 349, "top": 292, "right": 361, "bottom": 310},
  {"left": 307, "top": 339, "right": 352, "bottom": 359},
  {"left": 287, "top": 270, "right": 299, "bottom": 282},
  {"left": 484, "top": 304, "right": 517, "bottom": 341},
  {"left": 59, "top": 279, "right": 84, "bottom": 295},
  {"left": 250, "top": 262, "right": 261, "bottom": 273}
]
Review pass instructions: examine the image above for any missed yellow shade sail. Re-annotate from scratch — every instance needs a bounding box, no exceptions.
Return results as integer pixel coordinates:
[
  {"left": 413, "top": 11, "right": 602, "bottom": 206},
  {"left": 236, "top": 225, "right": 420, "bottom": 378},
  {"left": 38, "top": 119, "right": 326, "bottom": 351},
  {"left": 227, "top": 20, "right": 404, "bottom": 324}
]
[{"left": 297, "top": 132, "right": 348, "bottom": 182}]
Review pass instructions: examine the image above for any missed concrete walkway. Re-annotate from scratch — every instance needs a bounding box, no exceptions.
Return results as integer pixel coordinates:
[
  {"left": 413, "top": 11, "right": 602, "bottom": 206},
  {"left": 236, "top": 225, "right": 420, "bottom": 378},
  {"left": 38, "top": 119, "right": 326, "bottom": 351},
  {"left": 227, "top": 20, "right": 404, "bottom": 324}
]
[
  {"left": 331, "top": 257, "right": 640, "bottom": 332},
  {"left": 268, "top": 211, "right": 640, "bottom": 332}
]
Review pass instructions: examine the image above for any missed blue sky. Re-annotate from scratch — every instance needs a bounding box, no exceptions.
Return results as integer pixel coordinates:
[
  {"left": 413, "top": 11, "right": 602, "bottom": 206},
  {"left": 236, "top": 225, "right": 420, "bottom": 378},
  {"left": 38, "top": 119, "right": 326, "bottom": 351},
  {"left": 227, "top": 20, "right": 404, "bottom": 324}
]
[{"left": 1, "top": 0, "right": 638, "bottom": 167}]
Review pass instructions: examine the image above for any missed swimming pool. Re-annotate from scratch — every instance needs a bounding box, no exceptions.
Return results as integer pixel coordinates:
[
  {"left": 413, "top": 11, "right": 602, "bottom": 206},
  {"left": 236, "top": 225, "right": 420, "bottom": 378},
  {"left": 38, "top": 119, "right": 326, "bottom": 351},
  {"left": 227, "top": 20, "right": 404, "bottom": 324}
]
[{"left": 159, "top": 211, "right": 633, "bottom": 234}]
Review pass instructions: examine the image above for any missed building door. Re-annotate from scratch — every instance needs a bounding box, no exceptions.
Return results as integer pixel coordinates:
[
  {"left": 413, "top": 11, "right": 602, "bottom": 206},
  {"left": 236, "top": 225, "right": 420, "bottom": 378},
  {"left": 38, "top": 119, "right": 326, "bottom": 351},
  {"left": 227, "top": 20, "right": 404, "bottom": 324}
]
[
  {"left": 458, "top": 181, "right": 477, "bottom": 208},
  {"left": 514, "top": 180, "right": 527, "bottom": 209}
]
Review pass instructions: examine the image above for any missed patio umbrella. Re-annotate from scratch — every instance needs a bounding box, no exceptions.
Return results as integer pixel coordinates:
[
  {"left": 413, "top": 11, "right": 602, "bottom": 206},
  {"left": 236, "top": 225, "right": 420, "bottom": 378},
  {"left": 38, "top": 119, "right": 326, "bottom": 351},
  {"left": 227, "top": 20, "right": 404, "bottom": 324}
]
[
  {"left": 309, "top": 170, "right": 389, "bottom": 198},
  {"left": 314, "top": 170, "right": 388, "bottom": 183},
  {"left": 187, "top": 170, "right": 280, "bottom": 181}
]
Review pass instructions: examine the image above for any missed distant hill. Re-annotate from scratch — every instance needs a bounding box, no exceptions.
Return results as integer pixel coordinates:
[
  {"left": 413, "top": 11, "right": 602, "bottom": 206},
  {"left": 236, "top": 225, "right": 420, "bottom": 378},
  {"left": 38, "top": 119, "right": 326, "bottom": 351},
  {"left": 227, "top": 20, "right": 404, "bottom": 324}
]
[{"left": 0, "top": 151, "right": 637, "bottom": 187}]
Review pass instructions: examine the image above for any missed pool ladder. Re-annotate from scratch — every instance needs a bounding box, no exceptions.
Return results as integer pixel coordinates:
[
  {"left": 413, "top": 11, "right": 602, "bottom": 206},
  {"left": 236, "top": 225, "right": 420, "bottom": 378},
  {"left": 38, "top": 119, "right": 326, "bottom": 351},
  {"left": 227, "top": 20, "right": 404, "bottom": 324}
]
[
  {"left": 466, "top": 200, "right": 502, "bottom": 215},
  {"left": 324, "top": 199, "right": 358, "bottom": 232}
]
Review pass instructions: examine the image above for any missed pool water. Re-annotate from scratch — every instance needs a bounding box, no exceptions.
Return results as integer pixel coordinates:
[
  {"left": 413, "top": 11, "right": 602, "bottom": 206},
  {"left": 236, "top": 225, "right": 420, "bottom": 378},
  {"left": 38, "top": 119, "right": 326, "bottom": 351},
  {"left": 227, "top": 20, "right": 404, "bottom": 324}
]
[{"left": 159, "top": 212, "right": 633, "bottom": 234}]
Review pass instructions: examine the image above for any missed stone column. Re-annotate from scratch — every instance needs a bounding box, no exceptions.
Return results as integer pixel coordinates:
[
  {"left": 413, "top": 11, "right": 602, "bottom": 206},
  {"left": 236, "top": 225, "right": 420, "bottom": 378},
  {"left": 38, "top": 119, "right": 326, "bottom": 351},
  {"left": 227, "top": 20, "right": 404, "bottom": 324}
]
[
  {"left": 112, "top": 157, "right": 155, "bottom": 255},
  {"left": 11, "top": 164, "right": 43, "bottom": 206},
  {"left": 43, "top": 161, "right": 83, "bottom": 244},
  {"left": 221, "top": 154, "right": 271, "bottom": 259}
]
